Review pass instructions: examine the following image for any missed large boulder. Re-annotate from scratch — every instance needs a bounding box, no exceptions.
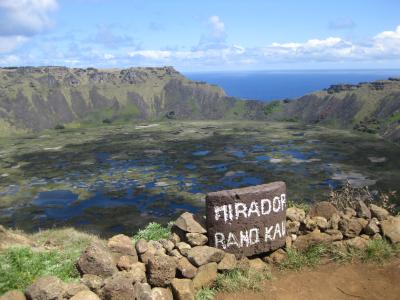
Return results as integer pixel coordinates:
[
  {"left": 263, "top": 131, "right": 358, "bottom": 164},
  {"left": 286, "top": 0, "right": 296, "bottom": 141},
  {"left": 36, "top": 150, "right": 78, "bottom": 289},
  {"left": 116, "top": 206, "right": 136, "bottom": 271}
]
[
  {"left": 77, "top": 241, "right": 118, "bottom": 278},
  {"left": 193, "top": 263, "right": 218, "bottom": 290},
  {"left": 101, "top": 271, "right": 136, "bottom": 300},
  {"left": 286, "top": 207, "right": 305, "bottom": 223},
  {"left": 174, "top": 213, "right": 206, "bottom": 234},
  {"left": 187, "top": 246, "right": 225, "bottom": 267},
  {"left": 370, "top": 204, "right": 390, "bottom": 221},
  {"left": 309, "top": 201, "right": 338, "bottom": 220},
  {"left": 107, "top": 234, "right": 137, "bottom": 257},
  {"left": 147, "top": 255, "right": 176, "bottom": 287},
  {"left": 63, "top": 282, "right": 89, "bottom": 299},
  {"left": 133, "top": 283, "right": 152, "bottom": 300},
  {"left": 0, "top": 290, "right": 26, "bottom": 300},
  {"left": 70, "top": 291, "right": 100, "bottom": 300},
  {"left": 381, "top": 216, "right": 400, "bottom": 243},
  {"left": 171, "top": 279, "right": 195, "bottom": 300},
  {"left": 338, "top": 218, "right": 363, "bottom": 238},
  {"left": 25, "top": 276, "right": 66, "bottom": 300}
]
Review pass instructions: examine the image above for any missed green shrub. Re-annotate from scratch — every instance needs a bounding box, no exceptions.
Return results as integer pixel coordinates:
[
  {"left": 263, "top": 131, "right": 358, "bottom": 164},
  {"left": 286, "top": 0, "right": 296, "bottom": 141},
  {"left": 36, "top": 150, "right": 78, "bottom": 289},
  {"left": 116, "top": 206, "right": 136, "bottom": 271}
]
[
  {"left": 132, "top": 222, "right": 172, "bottom": 241},
  {"left": 280, "top": 244, "right": 328, "bottom": 270},
  {"left": 196, "top": 288, "right": 216, "bottom": 300},
  {"left": 0, "top": 247, "right": 79, "bottom": 294}
]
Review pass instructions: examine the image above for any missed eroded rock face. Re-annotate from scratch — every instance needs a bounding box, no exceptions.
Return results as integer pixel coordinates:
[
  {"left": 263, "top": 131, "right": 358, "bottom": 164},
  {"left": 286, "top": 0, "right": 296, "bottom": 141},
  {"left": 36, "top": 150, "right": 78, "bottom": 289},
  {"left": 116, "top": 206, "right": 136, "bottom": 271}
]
[
  {"left": 25, "top": 276, "right": 66, "bottom": 300},
  {"left": 187, "top": 246, "right": 225, "bottom": 267},
  {"left": 133, "top": 283, "right": 152, "bottom": 300},
  {"left": 381, "top": 216, "right": 400, "bottom": 243},
  {"left": 77, "top": 241, "right": 118, "bottom": 278},
  {"left": 147, "top": 255, "right": 176, "bottom": 287}
]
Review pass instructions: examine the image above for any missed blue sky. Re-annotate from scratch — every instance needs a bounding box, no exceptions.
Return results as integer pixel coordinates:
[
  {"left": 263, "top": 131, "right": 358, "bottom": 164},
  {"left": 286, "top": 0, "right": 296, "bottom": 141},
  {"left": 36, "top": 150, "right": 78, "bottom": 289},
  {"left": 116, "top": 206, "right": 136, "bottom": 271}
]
[{"left": 0, "top": 0, "right": 400, "bottom": 71}]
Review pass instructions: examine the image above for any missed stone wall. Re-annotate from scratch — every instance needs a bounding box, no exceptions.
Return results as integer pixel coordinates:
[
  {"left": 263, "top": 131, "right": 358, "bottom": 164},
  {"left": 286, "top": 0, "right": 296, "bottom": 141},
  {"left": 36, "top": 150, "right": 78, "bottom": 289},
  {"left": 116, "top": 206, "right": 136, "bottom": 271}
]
[{"left": 1, "top": 201, "right": 399, "bottom": 300}]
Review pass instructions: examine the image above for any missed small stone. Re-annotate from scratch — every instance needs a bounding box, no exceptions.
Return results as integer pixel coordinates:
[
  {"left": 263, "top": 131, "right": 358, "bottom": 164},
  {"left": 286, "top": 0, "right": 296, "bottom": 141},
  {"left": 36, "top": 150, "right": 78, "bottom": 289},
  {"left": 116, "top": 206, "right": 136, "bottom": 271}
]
[
  {"left": 372, "top": 233, "right": 382, "bottom": 240},
  {"left": 344, "top": 207, "right": 357, "bottom": 218},
  {"left": 365, "top": 219, "right": 380, "bottom": 235},
  {"left": 370, "top": 204, "right": 390, "bottom": 221},
  {"left": 169, "top": 232, "right": 181, "bottom": 245},
  {"left": 217, "top": 253, "right": 237, "bottom": 271},
  {"left": 187, "top": 246, "right": 225, "bottom": 267},
  {"left": 159, "top": 239, "right": 174, "bottom": 252},
  {"left": 107, "top": 234, "right": 137, "bottom": 257},
  {"left": 286, "top": 207, "right": 306, "bottom": 222},
  {"left": 117, "top": 255, "right": 139, "bottom": 270},
  {"left": 264, "top": 248, "right": 287, "bottom": 265},
  {"left": 151, "top": 287, "right": 173, "bottom": 300},
  {"left": 286, "top": 220, "right": 300, "bottom": 234},
  {"left": 293, "top": 230, "right": 340, "bottom": 250},
  {"left": 313, "top": 216, "right": 329, "bottom": 230},
  {"left": 309, "top": 201, "right": 338, "bottom": 220},
  {"left": 356, "top": 201, "right": 371, "bottom": 219},
  {"left": 147, "top": 255, "right": 176, "bottom": 287},
  {"left": 329, "top": 213, "right": 341, "bottom": 230},
  {"left": 176, "top": 242, "right": 191, "bottom": 256},
  {"left": 236, "top": 257, "right": 250, "bottom": 272},
  {"left": 129, "top": 262, "right": 147, "bottom": 283},
  {"left": 77, "top": 241, "right": 118, "bottom": 278},
  {"left": 186, "top": 233, "right": 208, "bottom": 246},
  {"left": 134, "top": 283, "right": 152, "bottom": 300},
  {"left": 177, "top": 257, "right": 197, "bottom": 279},
  {"left": 26, "top": 276, "right": 66, "bottom": 300},
  {"left": 63, "top": 282, "right": 89, "bottom": 298},
  {"left": 0, "top": 290, "right": 26, "bottom": 300},
  {"left": 345, "top": 237, "right": 369, "bottom": 250},
  {"left": 171, "top": 278, "right": 195, "bottom": 300},
  {"left": 381, "top": 216, "right": 400, "bottom": 243},
  {"left": 168, "top": 249, "right": 183, "bottom": 259},
  {"left": 248, "top": 258, "right": 268, "bottom": 271},
  {"left": 135, "top": 239, "right": 149, "bottom": 254},
  {"left": 70, "top": 291, "right": 100, "bottom": 300},
  {"left": 80, "top": 274, "right": 103, "bottom": 294},
  {"left": 175, "top": 212, "right": 206, "bottom": 233},
  {"left": 101, "top": 271, "right": 136, "bottom": 300},
  {"left": 193, "top": 262, "right": 218, "bottom": 290}
]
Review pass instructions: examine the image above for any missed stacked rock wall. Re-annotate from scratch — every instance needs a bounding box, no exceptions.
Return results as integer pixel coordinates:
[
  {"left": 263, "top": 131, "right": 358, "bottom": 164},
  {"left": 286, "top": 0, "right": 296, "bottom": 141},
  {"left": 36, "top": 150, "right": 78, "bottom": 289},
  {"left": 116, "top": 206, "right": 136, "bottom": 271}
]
[{"left": 1, "top": 201, "right": 400, "bottom": 300}]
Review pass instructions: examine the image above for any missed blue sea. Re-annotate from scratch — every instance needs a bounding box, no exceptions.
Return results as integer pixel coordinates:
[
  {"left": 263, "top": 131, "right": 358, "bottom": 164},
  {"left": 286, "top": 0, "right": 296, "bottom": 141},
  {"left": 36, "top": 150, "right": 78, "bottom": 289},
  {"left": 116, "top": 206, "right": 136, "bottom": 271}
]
[{"left": 185, "top": 70, "right": 400, "bottom": 102}]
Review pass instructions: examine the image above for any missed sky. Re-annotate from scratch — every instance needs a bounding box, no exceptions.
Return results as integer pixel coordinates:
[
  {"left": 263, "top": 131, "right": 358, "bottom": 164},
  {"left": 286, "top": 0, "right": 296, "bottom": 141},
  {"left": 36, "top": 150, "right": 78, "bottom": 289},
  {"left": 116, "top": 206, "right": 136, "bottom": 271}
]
[{"left": 0, "top": 0, "right": 400, "bottom": 71}]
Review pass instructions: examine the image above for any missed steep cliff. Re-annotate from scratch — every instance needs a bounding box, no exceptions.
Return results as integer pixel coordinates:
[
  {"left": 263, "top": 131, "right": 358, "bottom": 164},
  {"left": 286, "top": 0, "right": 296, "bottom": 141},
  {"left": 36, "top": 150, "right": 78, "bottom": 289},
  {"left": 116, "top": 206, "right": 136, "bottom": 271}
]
[
  {"left": 0, "top": 66, "right": 266, "bottom": 134},
  {"left": 266, "top": 78, "right": 400, "bottom": 143}
]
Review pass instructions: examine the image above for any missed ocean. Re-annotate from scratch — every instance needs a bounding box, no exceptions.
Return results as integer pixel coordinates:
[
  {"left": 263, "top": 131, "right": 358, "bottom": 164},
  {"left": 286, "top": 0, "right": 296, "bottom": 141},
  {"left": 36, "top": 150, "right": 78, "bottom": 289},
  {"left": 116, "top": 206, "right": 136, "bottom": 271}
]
[{"left": 185, "top": 70, "right": 400, "bottom": 102}]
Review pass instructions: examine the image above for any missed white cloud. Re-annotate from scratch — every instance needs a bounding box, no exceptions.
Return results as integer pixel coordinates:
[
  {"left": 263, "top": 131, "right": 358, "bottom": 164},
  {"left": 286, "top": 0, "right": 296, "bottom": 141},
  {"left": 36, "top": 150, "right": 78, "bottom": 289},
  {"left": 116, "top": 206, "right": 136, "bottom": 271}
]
[
  {"left": 208, "top": 15, "right": 225, "bottom": 38},
  {"left": 0, "top": 0, "right": 58, "bottom": 53}
]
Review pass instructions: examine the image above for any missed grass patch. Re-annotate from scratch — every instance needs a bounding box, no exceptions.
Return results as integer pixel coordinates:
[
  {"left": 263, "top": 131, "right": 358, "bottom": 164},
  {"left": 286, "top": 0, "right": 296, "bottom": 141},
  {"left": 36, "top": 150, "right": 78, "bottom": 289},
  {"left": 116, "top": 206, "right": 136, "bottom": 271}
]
[
  {"left": 0, "top": 247, "right": 79, "bottom": 294},
  {"left": 280, "top": 244, "right": 328, "bottom": 270},
  {"left": 361, "top": 239, "right": 398, "bottom": 264},
  {"left": 214, "top": 268, "right": 272, "bottom": 293},
  {"left": 196, "top": 288, "right": 216, "bottom": 300},
  {"left": 132, "top": 222, "right": 172, "bottom": 241},
  {"left": 287, "top": 198, "right": 310, "bottom": 213}
]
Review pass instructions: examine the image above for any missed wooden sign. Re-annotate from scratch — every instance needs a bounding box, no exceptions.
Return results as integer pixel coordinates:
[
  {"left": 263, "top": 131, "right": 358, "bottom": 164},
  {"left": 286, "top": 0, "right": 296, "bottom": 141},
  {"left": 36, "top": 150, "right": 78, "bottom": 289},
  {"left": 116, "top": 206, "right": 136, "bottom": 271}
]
[{"left": 206, "top": 181, "right": 287, "bottom": 257}]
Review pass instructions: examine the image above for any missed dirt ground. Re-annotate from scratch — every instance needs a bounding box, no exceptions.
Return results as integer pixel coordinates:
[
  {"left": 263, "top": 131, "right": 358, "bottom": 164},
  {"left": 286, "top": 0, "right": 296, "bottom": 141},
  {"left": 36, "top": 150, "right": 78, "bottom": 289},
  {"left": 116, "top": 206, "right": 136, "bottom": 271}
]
[{"left": 216, "top": 258, "right": 400, "bottom": 300}]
